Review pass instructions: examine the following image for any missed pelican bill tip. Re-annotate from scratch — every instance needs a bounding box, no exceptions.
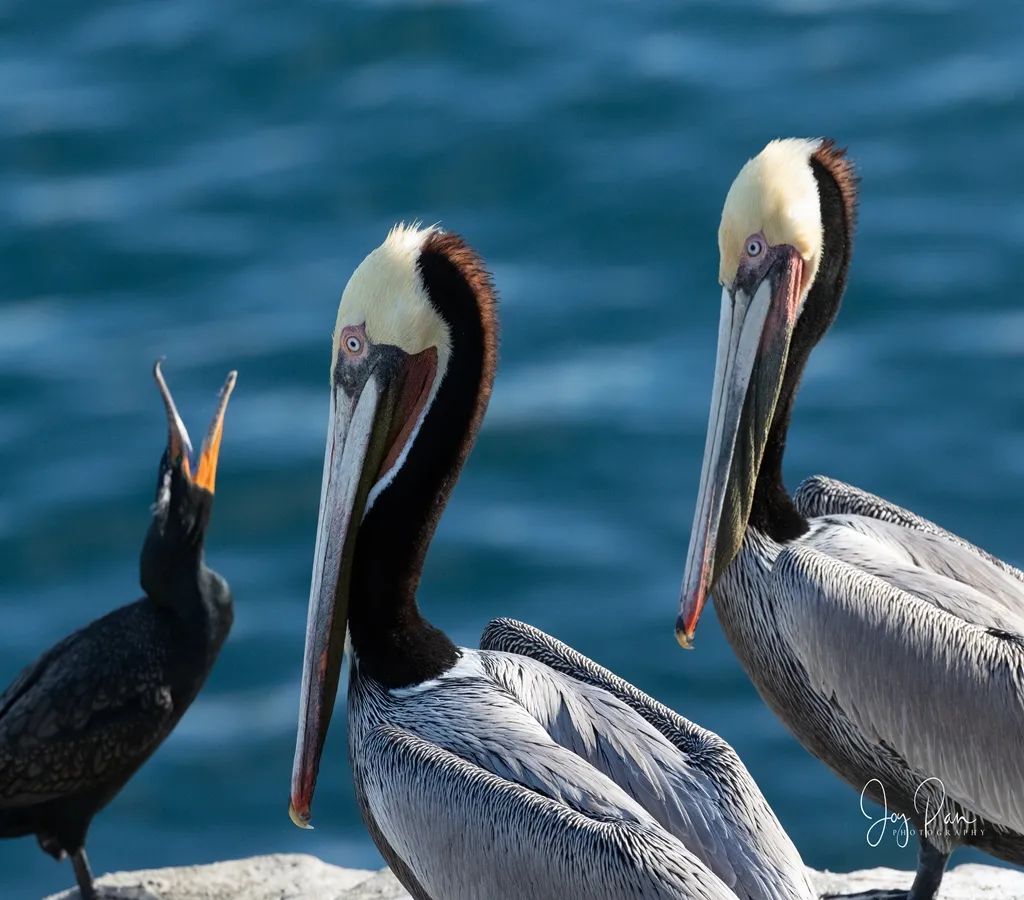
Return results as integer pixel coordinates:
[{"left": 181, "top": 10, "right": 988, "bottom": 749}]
[
  {"left": 674, "top": 618, "right": 696, "bottom": 651},
  {"left": 288, "top": 801, "right": 314, "bottom": 830}
]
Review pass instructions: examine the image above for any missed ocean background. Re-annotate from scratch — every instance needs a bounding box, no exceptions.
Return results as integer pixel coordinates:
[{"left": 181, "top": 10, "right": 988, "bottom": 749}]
[{"left": 2, "top": 1, "right": 1023, "bottom": 896}]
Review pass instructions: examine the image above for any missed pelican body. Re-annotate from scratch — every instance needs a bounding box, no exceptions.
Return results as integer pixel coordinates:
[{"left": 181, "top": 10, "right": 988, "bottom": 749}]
[
  {"left": 0, "top": 363, "right": 236, "bottom": 899},
  {"left": 289, "top": 226, "right": 815, "bottom": 900},
  {"left": 677, "top": 138, "right": 1024, "bottom": 899}
]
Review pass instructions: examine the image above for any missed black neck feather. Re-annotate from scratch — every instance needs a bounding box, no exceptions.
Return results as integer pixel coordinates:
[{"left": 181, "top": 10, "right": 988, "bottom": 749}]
[{"left": 348, "top": 235, "right": 495, "bottom": 689}]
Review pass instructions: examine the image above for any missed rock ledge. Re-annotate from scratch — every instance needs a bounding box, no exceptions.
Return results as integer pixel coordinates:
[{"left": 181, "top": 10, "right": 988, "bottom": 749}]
[{"left": 45, "top": 853, "right": 1024, "bottom": 899}]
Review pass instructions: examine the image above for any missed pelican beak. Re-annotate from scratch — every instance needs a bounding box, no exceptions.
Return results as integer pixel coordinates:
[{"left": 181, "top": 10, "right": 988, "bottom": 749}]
[
  {"left": 289, "top": 346, "right": 438, "bottom": 829},
  {"left": 676, "top": 247, "right": 804, "bottom": 648},
  {"left": 153, "top": 360, "right": 237, "bottom": 494}
]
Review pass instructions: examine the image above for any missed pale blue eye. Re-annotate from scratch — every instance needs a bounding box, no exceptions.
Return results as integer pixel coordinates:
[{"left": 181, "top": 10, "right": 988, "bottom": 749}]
[
  {"left": 746, "top": 237, "right": 764, "bottom": 258},
  {"left": 346, "top": 336, "right": 362, "bottom": 354}
]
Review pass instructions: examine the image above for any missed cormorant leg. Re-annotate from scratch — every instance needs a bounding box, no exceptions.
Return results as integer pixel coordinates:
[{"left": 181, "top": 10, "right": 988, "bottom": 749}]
[
  {"left": 71, "top": 848, "right": 98, "bottom": 900},
  {"left": 906, "top": 835, "right": 948, "bottom": 900}
]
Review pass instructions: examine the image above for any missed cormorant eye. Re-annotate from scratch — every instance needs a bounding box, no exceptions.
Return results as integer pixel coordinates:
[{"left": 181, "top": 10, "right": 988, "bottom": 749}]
[{"left": 746, "top": 236, "right": 765, "bottom": 258}]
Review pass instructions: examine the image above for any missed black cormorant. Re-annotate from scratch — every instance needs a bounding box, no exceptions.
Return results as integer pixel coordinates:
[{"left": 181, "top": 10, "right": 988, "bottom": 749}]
[{"left": 0, "top": 361, "right": 236, "bottom": 899}]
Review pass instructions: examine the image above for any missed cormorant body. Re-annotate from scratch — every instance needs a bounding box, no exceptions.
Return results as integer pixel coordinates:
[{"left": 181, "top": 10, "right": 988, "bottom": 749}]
[{"left": 0, "top": 363, "right": 236, "bottom": 899}]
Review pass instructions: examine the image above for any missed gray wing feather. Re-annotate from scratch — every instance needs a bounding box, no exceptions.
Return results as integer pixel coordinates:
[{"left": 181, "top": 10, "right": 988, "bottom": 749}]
[
  {"left": 353, "top": 658, "right": 669, "bottom": 829},
  {"left": 797, "top": 476, "right": 1024, "bottom": 634},
  {"left": 359, "top": 723, "right": 736, "bottom": 900},
  {"left": 480, "top": 619, "right": 814, "bottom": 900},
  {"left": 796, "top": 475, "right": 1024, "bottom": 584},
  {"left": 481, "top": 618, "right": 723, "bottom": 756},
  {"left": 773, "top": 543, "right": 1024, "bottom": 835}
]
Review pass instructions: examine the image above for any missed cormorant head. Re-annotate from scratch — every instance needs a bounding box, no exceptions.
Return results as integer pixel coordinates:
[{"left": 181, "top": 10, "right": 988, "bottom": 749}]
[{"left": 141, "top": 361, "right": 237, "bottom": 604}]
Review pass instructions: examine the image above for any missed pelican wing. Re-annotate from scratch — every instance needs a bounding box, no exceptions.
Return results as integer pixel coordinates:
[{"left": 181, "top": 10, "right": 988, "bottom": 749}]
[
  {"left": 481, "top": 617, "right": 723, "bottom": 755},
  {"left": 796, "top": 476, "right": 1024, "bottom": 634},
  {"left": 772, "top": 543, "right": 1024, "bottom": 835},
  {"left": 358, "top": 723, "right": 736, "bottom": 900},
  {"left": 479, "top": 619, "right": 814, "bottom": 900},
  {"left": 796, "top": 475, "right": 1024, "bottom": 585}
]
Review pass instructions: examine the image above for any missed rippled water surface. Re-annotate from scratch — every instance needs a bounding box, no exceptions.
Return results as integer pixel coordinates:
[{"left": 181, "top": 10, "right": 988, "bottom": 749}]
[{"left": 2, "top": 1, "right": 1024, "bottom": 896}]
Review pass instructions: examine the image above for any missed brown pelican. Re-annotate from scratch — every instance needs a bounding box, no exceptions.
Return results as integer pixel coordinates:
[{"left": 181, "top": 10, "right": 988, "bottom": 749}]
[
  {"left": 0, "top": 362, "right": 236, "bottom": 900},
  {"left": 288, "top": 224, "right": 816, "bottom": 900},
  {"left": 676, "top": 137, "right": 1024, "bottom": 899}
]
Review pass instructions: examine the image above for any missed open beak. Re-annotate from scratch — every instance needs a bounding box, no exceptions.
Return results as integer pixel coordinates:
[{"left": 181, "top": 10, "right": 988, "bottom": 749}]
[
  {"left": 676, "top": 249, "right": 803, "bottom": 649},
  {"left": 289, "top": 347, "right": 438, "bottom": 829},
  {"left": 153, "top": 360, "right": 237, "bottom": 494}
]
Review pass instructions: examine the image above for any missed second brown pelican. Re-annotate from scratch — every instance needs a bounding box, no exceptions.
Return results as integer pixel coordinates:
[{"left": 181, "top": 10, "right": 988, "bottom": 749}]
[
  {"left": 289, "top": 224, "right": 815, "bottom": 900},
  {"left": 676, "top": 138, "right": 1024, "bottom": 899}
]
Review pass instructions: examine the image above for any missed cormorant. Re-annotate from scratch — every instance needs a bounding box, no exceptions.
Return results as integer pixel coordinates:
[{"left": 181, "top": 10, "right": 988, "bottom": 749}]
[{"left": 0, "top": 361, "right": 236, "bottom": 899}]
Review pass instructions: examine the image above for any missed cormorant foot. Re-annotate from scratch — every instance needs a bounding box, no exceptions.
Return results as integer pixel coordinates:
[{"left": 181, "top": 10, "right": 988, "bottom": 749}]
[{"left": 37, "top": 832, "right": 65, "bottom": 861}]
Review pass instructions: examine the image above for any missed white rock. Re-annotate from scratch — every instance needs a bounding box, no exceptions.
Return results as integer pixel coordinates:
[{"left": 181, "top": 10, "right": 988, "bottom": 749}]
[
  {"left": 809, "top": 862, "right": 1024, "bottom": 898},
  {"left": 44, "top": 854, "right": 1024, "bottom": 899},
  {"left": 43, "top": 854, "right": 405, "bottom": 900}
]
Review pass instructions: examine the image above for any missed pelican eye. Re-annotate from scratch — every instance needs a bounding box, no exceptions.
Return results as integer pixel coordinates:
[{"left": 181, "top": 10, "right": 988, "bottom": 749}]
[
  {"left": 745, "top": 236, "right": 765, "bottom": 258},
  {"left": 345, "top": 335, "right": 362, "bottom": 355}
]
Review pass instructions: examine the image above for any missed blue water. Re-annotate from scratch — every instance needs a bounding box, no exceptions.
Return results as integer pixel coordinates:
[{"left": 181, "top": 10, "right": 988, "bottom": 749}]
[{"left": 2, "top": 1, "right": 1024, "bottom": 896}]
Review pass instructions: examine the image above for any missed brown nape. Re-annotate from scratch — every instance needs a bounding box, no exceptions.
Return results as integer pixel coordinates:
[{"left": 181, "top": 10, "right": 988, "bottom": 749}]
[
  {"left": 748, "top": 141, "right": 858, "bottom": 543},
  {"left": 346, "top": 229, "right": 499, "bottom": 689},
  {"left": 423, "top": 230, "right": 500, "bottom": 319},
  {"left": 812, "top": 139, "right": 859, "bottom": 231},
  {"left": 420, "top": 228, "right": 500, "bottom": 476}
]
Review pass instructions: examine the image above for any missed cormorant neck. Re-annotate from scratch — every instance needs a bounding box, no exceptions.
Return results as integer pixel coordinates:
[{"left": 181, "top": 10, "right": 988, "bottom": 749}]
[
  {"left": 348, "top": 232, "right": 497, "bottom": 689},
  {"left": 140, "top": 466, "right": 222, "bottom": 613},
  {"left": 140, "top": 526, "right": 216, "bottom": 617},
  {"left": 749, "top": 143, "right": 856, "bottom": 543}
]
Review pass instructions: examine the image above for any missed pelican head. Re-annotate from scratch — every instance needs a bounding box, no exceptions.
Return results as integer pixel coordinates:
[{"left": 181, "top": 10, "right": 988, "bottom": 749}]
[
  {"left": 289, "top": 224, "right": 496, "bottom": 828},
  {"left": 676, "top": 138, "right": 857, "bottom": 648}
]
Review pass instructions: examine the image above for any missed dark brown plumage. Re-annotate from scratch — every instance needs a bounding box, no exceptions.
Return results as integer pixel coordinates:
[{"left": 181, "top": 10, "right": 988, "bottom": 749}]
[
  {"left": 811, "top": 139, "right": 859, "bottom": 234},
  {"left": 345, "top": 230, "right": 499, "bottom": 690}
]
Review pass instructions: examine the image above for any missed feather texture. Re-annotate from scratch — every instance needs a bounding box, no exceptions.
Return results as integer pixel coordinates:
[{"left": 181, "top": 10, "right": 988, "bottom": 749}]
[
  {"left": 347, "top": 634, "right": 814, "bottom": 900},
  {"left": 712, "top": 474, "right": 1024, "bottom": 862}
]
